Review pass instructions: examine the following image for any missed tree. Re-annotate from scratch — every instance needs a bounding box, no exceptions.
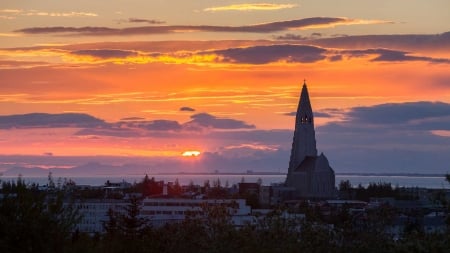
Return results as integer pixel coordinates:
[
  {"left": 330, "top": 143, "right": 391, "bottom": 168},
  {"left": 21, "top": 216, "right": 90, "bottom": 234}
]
[
  {"left": 100, "top": 196, "right": 151, "bottom": 253},
  {"left": 339, "top": 180, "right": 353, "bottom": 199},
  {"left": 445, "top": 173, "right": 450, "bottom": 228},
  {"left": 201, "top": 203, "right": 240, "bottom": 253},
  {"left": 120, "top": 196, "right": 149, "bottom": 240},
  {"left": 169, "top": 178, "right": 182, "bottom": 196},
  {"left": 208, "top": 178, "right": 228, "bottom": 198},
  {"left": 0, "top": 179, "right": 80, "bottom": 253},
  {"left": 103, "top": 208, "right": 119, "bottom": 238}
]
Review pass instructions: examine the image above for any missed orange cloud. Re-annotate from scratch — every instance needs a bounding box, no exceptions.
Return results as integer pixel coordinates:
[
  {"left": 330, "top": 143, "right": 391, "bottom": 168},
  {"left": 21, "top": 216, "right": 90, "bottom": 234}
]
[
  {"left": 0, "top": 39, "right": 449, "bottom": 131},
  {"left": 4, "top": 41, "right": 447, "bottom": 71},
  {"left": 0, "top": 9, "right": 98, "bottom": 18},
  {"left": 297, "top": 18, "right": 393, "bottom": 30}
]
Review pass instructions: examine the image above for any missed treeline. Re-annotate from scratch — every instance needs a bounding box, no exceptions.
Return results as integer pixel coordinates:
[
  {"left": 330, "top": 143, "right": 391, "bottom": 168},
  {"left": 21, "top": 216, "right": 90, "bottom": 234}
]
[
  {"left": 0, "top": 177, "right": 79, "bottom": 253},
  {"left": 95, "top": 198, "right": 449, "bottom": 253},
  {"left": 0, "top": 181, "right": 449, "bottom": 253},
  {"left": 1, "top": 176, "right": 450, "bottom": 253},
  {"left": 338, "top": 180, "right": 421, "bottom": 201}
]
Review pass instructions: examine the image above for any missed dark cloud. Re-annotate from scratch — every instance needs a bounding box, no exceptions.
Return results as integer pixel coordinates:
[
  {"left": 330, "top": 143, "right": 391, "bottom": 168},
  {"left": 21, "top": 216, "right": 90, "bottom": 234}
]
[
  {"left": 75, "top": 128, "right": 140, "bottom": 138},
  {"left": 66, "top": 45, "right": 448, "bottom": 65},
  {"left": 120, "top": 117, "right": 146, "bottom": 121},
  {"left": 314, "top": 112, "right": 333, "bottom": 118},
  {"left": 347, "top": 101, "right": 450, "bottom": 127},
  {"left": 185, "top": 113, "right": 255, "bottom": 129},
  {"left": 122, "top": 113, "right": 255, "bottom": 131},
  {"left": 3, "top": 102, "right": 450, "bottom": 174},
  {"left": 15, "top": 26, "right": 173, "bottom": 35},
  {"left": 14, "top": 17, "right": 361, "bottom": 36},
  {"left": 16, "top": 26, "right": 118, "bottom": 34},
  {"left": 343, "top": 48, "right": 450, "bottom": 64},
  {"left": 112, "top": 119, "right": 182, "bottom": 132},
  {"left": 71, "top": 49, "right": 137, "bottom": 58},
  {"left": 180, "top": 106, "right": 196, "bottom": 112},
  {"left": 309, "top": 32, "right": 450, "bottom": 52},
  {"left": 127, "top": 18, "right": 165, "bottom": 24},
  {"left": 211, "top": 45, "right": 327, "bottom": 64},
  {"left": 315, "top": 101, "right": 450, "bottom": 173},
  {"left": 283, "top": 112, "right": 297, "bottom": 116},
  {"left": 330, "top": 34, "right": 349, "bottom": 38},
  {"left": 274, "top": 33, "right": 309, "bottom": 41},
  {"left": 72, "top": 112, "right": 256, "bottom": 137},
  {"left": 0, "top": 113, "right": 105, "bottom": 129},
  {"left": 141, "top": 120, "right": 182, "bottom": 131},
  {"left": 328, "top": 55, "right": 342, "bottom": 61},
  {"left": 0, "top": 148, "right": 290, "bottom": 176},
  {"left": 275, "top": 32, "right": 322, "bottom": 41}
]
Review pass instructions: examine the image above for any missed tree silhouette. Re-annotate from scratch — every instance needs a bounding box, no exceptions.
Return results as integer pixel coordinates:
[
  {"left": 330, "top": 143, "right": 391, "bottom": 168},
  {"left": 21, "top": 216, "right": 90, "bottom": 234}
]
[{"left": 0, "top": 178, "right": 80, "bottom": 253}]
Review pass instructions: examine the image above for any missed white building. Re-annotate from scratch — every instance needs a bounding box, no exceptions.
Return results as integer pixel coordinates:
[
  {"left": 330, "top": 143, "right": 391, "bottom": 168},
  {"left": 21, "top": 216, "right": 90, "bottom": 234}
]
[
  {"left": 72, "top": 199, "right": 127, "bottom": 234},
  {"left": 141, "top": 198, "right": 254, "bottom": 227},
  {"left": 71, "top": 197, "right": 254, "bottom": 233}
]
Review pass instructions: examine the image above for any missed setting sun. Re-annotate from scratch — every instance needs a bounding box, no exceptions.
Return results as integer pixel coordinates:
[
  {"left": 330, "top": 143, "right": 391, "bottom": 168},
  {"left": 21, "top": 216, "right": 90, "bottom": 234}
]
[{"left": 181, "top": 151, "right": 201, "bottom": 157}]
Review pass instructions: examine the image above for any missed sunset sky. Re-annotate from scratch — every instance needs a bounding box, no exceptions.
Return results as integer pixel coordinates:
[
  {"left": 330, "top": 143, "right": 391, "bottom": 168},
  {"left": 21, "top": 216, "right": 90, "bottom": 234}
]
[{"left": 1, "top": 1, "right": 450, "bottom": 175}]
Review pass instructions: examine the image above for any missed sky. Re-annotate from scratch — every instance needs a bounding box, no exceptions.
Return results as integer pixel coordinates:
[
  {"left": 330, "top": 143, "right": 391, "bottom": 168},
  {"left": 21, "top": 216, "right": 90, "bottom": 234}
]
[{"left": 0, "top": 0, "right": 450, "bottom": 176}]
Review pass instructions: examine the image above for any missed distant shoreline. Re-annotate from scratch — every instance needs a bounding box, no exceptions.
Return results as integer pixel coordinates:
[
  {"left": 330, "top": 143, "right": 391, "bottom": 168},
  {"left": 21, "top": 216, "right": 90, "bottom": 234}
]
[
  {"left": 34, "top": 172, "right": 445, "bottom": 178},
  {"left": 1, "top": 171, "right": 446, "bottom": 178}
]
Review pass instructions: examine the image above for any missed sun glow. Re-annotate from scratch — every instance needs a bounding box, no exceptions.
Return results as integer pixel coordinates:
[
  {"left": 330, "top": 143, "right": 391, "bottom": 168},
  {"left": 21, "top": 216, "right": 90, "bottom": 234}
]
[{"left": 181, "top": 150, "right": 201, "bottom": 157}]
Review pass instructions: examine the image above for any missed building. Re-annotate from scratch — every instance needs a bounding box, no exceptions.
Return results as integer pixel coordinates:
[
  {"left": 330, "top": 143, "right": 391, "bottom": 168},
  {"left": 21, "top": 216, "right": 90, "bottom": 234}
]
[
  {"left": 238, "top": 182, "right": 260, "bottom": 196},
  {"left": 141, "top": 197, "right": 253, "bottom": 227},
  {"left": 72, "top": 199, "right": 127, "bottom": 234},
  {"left": 285, "top": 81, "right": 335, "bottom": 199}
]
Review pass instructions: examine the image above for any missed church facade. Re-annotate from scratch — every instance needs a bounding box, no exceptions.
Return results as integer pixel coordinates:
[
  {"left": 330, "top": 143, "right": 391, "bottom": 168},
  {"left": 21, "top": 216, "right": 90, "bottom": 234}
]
[{"left": 285, "top": 81, "right": 335, "bottom": 199}]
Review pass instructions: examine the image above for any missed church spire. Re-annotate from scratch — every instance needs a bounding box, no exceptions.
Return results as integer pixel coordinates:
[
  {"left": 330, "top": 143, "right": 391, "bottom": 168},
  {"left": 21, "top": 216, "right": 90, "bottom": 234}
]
[
  {"left": 288, "top": 80, "right": 317, "bottom": 172},
  {"left": 296, "top": 80, "right": 314, "bottom": 126}
]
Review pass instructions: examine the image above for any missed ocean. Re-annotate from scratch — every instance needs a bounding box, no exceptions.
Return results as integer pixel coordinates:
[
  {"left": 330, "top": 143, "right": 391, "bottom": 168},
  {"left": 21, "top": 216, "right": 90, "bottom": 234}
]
[{"left": 1, "top": 173, "right": 449, "bottom": 189}]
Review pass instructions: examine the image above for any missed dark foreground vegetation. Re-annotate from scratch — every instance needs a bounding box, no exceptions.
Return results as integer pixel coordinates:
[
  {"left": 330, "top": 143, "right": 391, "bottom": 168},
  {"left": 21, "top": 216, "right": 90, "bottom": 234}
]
[{"left": 0, "top": 175, "right": 449, "bottom": 253}]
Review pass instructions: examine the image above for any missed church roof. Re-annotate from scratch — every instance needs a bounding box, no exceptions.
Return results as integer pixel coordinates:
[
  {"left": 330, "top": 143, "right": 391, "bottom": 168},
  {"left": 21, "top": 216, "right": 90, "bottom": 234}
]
[
  {"left": 294, "top": 153, "right": 332, "bottom": 172},
  {"left": 294, "top": 156, "right": 317, "bottom": 172}
]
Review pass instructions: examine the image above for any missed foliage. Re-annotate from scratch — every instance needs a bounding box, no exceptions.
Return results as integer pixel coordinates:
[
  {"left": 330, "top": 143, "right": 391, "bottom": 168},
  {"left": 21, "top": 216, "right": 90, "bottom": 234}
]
[
  {"left": 0, "top": 178, "right": 80, "bottom": 253},
  {"left": 1, "top": 175, "right": 449, "bottom": 252},
  {"left": 338, "top": 180, "right": 418, "bottom": 201}
]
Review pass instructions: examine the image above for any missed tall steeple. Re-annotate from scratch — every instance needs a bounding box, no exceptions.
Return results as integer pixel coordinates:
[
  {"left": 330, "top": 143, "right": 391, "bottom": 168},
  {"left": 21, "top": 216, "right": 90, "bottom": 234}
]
[{"left": 288, "top": 80, "right": 318, "bottom": 172}]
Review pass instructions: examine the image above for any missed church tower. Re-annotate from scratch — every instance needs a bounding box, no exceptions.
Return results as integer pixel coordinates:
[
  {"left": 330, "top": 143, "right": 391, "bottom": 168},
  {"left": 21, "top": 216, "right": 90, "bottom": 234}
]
[
  {"left": 285, "top": 80, "right": 335, "bottom": 199},
  {"left": 288, "top": 81, "right": 317, "bottom": 173}
]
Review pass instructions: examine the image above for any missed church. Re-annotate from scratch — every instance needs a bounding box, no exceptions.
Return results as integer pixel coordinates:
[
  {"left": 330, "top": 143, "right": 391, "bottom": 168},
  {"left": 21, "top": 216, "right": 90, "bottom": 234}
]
[{"left": 285, "top": 81, "right": 336, "bottom": 199}]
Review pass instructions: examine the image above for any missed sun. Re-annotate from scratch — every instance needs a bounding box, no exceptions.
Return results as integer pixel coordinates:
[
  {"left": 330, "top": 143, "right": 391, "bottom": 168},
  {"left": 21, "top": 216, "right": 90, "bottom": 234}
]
[{"left": 181, "top": 150, "right": 201, "bottom": 157}]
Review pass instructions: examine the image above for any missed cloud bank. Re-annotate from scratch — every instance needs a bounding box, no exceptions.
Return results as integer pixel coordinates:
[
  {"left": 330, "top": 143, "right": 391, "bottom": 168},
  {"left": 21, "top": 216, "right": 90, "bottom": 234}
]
[
  {"left": 317, "top": 101, "right": 450, "bottom": 173},
  {"left": 1, "top": 101, "right": 450, "bottom": 173},
  {"left": 0, "top": 113, "right": 104, "bottom": 129},
  {"left": 14, "top": 17, "right": 392, "bottom": 35},
  {"left": 211, "top": 44, "right": 327, "bottom": 64}
]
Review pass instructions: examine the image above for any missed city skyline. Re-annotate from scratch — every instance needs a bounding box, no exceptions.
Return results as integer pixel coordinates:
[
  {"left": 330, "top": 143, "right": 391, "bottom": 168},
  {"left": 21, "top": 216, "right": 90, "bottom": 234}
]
[{"left": 1, "top": 1, "right": 450, "bottom": 174}]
